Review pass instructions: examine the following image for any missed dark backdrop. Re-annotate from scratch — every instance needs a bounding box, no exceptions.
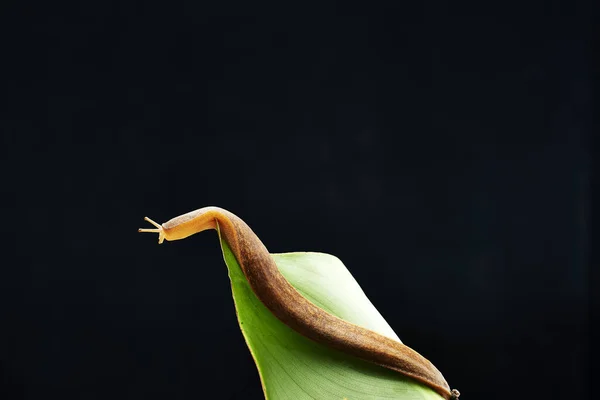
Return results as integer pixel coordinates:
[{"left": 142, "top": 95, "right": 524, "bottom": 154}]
[{"left": 0, "top": 1, "right": 593, "bottom": 400}]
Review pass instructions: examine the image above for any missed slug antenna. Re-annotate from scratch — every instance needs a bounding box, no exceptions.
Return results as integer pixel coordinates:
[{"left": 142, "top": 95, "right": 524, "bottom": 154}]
[{"left": 138, "top": 216, "right": 166, "bottom": 244}]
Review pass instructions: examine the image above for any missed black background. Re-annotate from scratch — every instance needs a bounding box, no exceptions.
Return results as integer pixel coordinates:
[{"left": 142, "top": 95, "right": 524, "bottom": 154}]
[{"left": 0, "top": 1, "right": 593, "bottom": 400}]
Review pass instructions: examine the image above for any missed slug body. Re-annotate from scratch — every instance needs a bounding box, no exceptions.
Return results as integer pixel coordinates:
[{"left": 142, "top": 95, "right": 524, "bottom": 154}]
[{"left": 139, "top": 206, "right": 459, "bottom": 400}]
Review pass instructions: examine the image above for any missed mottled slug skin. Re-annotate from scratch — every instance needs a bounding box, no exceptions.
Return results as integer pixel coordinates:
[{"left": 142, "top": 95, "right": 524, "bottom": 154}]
[{"left": 157, "top": 206, "right": 456, "bottom": 399}]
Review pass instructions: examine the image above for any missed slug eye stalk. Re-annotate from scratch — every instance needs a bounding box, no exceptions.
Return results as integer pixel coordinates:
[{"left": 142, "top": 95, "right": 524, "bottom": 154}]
[{"left": 138, "top": 217, "right": 165, "bottom": 244}]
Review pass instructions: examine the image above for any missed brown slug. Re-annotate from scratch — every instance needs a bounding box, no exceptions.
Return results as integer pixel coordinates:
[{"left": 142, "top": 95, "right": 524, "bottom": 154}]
[{"left": 139, "top": 206, "right": 459, "bottom": 400}]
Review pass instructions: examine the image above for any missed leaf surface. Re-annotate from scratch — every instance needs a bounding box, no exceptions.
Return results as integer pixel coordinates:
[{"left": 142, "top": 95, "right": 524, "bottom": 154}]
[{"left": 219, "top": 236, "right": 444, "bottom": 400}]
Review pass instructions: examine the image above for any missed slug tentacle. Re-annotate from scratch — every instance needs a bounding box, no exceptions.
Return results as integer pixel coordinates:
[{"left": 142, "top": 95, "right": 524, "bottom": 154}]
[
  {"left": 138, "top": 217, "right": 165, "bottom": 244},
  {"left": 139, "top": 206, "right": 458, "bottom": 399}
]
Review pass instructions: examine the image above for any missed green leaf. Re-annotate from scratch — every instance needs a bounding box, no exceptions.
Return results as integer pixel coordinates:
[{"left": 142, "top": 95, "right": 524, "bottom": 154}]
[{"left": 219, "top": 235, "right": 444, "bottom": 400}]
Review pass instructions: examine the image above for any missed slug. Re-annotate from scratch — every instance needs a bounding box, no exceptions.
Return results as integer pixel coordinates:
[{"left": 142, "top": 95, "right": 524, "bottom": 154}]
[{"left": 139, "top": 206, "right": 459, "bottom": 400}]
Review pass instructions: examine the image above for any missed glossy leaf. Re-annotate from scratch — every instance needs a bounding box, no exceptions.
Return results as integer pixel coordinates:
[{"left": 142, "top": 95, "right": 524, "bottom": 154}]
[{"left": 218, "top": 234, "right": 444, "bottom": 400}]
